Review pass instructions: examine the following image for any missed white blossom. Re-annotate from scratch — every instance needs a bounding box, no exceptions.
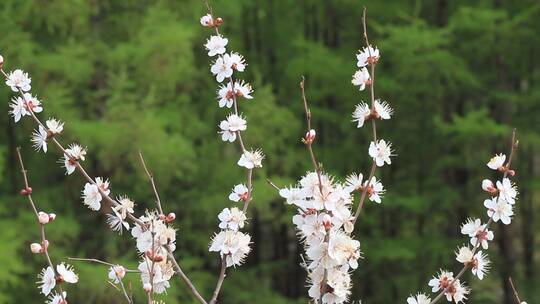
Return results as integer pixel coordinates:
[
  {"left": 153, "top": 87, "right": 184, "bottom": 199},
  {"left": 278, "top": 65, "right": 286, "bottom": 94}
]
[
  {"left": 373, "top": 99, "right": 393, "bottom": 120},
  {"left": 107, "top": 211, "right": 129, "bottom": 234},
  {"left": 229, "top": 184, "right": 249, "bottom": 202},
  {"left": 496, "top": 178, "right": 517, "bottom": 204},
  {"left": 82, "top": 183, "right": 102, "bottom": 211},
  {"left": 37, "top": 266, "right": 56, "bottom": 295},
  {"left": 237, "top": 149, "right": 264, "bottom": 169},
  {"left": 368, "top": 139, "right": 393, "bottom": 167},
  {"left": 484, "top": 197, "right": 513, "bottom": 224},
  {"left": 219, "top": 114, "right": 247, "bottom": 142},
  {"left": 9, "top": 96, "right": 28, "bottom": 122},
  {"left": 455, "top": 246, "right": 474, "bottom": 264},
  {"left": 327, "top": 231, "right": 361, "bottom": 269},
  {"left": 356, "top": 45, "right": 380, "bottom": 67},
  {"left": 364, "top": 176, "right": 385, "bottom": 203},
  {"left": 345, "top": 172, "right": 363, "bottom": 193},
  {"left": 62, "top": 144, "right": 86, "bottom": 175},
  {"left": 218, "top": 207, "right": 247, "bottom": 231},
  {"left": 407, "top": 293, "right": 431, "bottom": 304},
  {"left": 228, "top": 52, "right": 246, "bottom": 71},
  {"left": 279, "top": 187, "right": 308, "bottom": 207},
  {"left": 351, "top": 102, "right": 370, "bottom": 128},
  {"left": 210, "top": 55, "right": 233, "bottom": 83},
  {"left": 209, "top": 230, "right": 251, "bottom": 267},
  {"left": 216, "top": 81, "right": 253, "bottom": 108},
  {"left": 460, "top": 218, "right": 493, "bottom": 249},
  {"left": 471, "top": 251, "right": 490, "bottom": 280},
  {"left": 46, "top": 118, "right": 64, "bottom": 135},
  {"left": 56, "top": 263, "right": 78, "bottom": 283},
  {"left": 138, "top": 257, "right": 173, "bottom": 294},
  {"left": 5, "top": 69, "right": 31, "bottom": 92},
  {"left": 21, "top": 93, "right": 43, "bottom": 113},
  {"left": 487, "top": 153, "right": 506, "bottom": 170},
  {"left": 205, "top": 35, "right": 228, "bottom": 56},
  {"left": 47, "top": 291, "right": 67, "bottom": 304},
  {"left": 351, "top": 67, "right": 370, "bottom": 91},
  {"left": 31, "top": 125, "right": 48, "bottom": 153},
  {"left": 113, "top": 195, "right": 135, "bottom": 219},
  {"left": 427, "top": 270, "right": 453, "bottom": 293}
]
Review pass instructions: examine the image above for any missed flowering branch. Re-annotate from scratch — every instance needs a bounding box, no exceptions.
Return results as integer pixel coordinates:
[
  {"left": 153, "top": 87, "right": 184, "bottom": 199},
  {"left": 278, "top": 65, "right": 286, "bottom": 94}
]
[
  {"left": 201, "top": 0, "right": 265, "bottom": 302},
  {"left": 16, "top": 147, "right": 75, "bottom": 304},
  {"left": 272, "top": 8, "right": 394, "bottom": 303},
  {"left": 407, "top": 130, "right": 519, "bottom": 304},
  {"left": 3, "top": 51, "right": 205, "bottom": 304},
  {"left": 351, "top": 7, "right": 389, "bottom": 226}
]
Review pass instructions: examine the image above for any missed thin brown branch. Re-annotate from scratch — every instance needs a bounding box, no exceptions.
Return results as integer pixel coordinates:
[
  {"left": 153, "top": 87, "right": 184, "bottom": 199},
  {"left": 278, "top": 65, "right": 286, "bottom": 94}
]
[
  {"left": 138, "top": 151, "right": 164, "bottom": 215},
  {"left": 508, "top": 277, "right": 522, "bottom": 304},
  {"left": 266, "top": 178, "right": 280, "bottom": 191},
  {"left": 68, "top": 257, "right": 139, "bottom": 272},
  {"left": 166, "top": 246, "right": 208, "bottom": 304},
  {"left": 16, "top": 148, "right": 66, "bottom": 302},
  {"left": 300, "top": 77, "right": 323, "bottom": 194},
  {"left": 209, "top": 258, "right": 228, "bottom": 304}
]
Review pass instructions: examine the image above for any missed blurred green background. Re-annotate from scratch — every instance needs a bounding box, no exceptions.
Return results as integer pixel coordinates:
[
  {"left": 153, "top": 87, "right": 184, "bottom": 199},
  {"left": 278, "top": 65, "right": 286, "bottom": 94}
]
[{"left": 0, "top": 0, "right": 539, "bottom": 303}]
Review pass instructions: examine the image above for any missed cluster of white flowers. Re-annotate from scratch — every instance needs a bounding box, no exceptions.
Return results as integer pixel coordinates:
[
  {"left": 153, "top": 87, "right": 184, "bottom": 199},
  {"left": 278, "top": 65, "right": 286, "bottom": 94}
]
[
  {"left": 280, "top": 171, "right": 366, "bottom": 303},
  {"left": 130, "top": 211, "right": 177, "bottom": 294},
  {"left": 409, "top": 151, "right": 519, "bottom": 303},
  {"left": 275, "top": 42, "right": 393, "bottom": 303},
  {"left": 37, "top": 263, "right": 78, "bottom": 297},
  {"left": 201, "top": 13, "right": 261, "bottom": 269}
]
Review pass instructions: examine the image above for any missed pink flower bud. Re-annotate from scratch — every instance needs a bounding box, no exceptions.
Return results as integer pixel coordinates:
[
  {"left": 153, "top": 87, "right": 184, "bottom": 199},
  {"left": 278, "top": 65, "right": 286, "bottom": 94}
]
[
  {"left": 481, "top": 179, "right": 497, "bottom": 194},
  {"left": 159, "top": 214, "right": 166, "bottom": 221},
  {"left": 304, "top": 129, "right": 316, "bottom": 144},
  {"left": 166, "top": 212, "right": 176, "bottom": 222},
  {"left": 38, "top": 212, "right": 50, "bottom": 224},
  {"left": 0, "top": 55, "right": 4, "bottom": 68},
  {"left": 48, "top": 213, "right": 57, "bottom": 221},
  {"left": 42, "top": 239, "right": 49, "bottom": 249},
  {"left": 30, "top": 243, "right": 43, "bottom": 253},
  {"left": 143, "top": 282, "right": 152, "bottom": 293}
]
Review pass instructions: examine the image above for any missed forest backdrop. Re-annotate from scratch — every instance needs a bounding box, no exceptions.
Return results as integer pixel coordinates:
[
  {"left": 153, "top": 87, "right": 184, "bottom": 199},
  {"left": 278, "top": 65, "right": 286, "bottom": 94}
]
[{"left": 0, "top": 0, "right": 539, "bottom": 303}]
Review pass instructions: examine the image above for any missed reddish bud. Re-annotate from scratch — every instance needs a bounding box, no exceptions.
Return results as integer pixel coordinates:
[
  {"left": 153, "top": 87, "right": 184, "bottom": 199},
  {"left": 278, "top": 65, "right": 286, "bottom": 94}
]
[
  {"left": 507, "top": 169, "right": 516, "bottom": 176},
  {"left": 239, "top": 192, "right": 250, "bottom": 202},
  {"left": 38, "top": 212, "right": 50, "bottom": 224},
  {"left": 159, "top": 214, "right": 166, "bottom": 221},
  {"left": 166, "top": 212, "right": 176, "bottom": 222},
  {"left": 214, "top": 17, "right": 224, "bottom": 26},
  {"left": 48, "top": 213, "right": 57, "bottom": 222},
  {"left": 303, "top": 129, "right": 316, "bottom": 144},
  {"left": 26, "top": 187, "right": 33, "bottom": 194}
]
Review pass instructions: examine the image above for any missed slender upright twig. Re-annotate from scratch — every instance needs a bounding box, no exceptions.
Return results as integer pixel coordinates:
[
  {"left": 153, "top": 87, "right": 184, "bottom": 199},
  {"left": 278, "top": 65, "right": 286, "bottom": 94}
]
[
  {"left": 139, "top": 151, "right": 164, "bottom": 215},
  {"left": 508, "top": 277, "right": 523, "bottom": 304},
  {"left": 16, "top": 148, "right": 66, "bottom": 302}
]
